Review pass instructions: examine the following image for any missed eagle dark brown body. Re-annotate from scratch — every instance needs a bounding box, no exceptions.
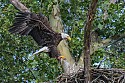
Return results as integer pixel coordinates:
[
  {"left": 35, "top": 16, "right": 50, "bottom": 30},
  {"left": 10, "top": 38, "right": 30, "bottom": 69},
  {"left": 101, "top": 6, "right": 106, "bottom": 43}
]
[{"left": 9, "top": 12, "right": 63, "bottom": 58}]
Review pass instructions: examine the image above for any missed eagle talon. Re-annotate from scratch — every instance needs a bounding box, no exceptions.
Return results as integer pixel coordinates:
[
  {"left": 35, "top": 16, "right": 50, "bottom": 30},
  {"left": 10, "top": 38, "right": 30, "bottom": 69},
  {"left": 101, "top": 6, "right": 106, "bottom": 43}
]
[{"left": 58, "top": 56, "right": 66, "bottom": 60}]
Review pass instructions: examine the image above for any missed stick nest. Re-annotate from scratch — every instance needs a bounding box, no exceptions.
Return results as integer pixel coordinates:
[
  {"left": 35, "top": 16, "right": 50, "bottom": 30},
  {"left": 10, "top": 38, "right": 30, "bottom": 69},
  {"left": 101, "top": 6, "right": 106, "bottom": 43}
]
[{"left": 56, "top": 68, "right": 125, "bottom": 83}]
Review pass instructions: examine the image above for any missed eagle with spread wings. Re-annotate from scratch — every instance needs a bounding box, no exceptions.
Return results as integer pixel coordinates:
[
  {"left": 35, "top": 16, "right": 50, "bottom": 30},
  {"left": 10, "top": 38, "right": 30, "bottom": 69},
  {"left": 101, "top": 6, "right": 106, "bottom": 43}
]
[{"left": 9, "top": 12, "right": 71, "bottom": 59}]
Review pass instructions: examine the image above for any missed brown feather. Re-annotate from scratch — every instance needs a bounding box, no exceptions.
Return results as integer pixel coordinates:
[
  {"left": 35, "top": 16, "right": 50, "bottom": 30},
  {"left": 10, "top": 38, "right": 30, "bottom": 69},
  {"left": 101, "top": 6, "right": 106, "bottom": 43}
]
[{"left": 9, "top": 12, "right": 63, "bottom": 58}]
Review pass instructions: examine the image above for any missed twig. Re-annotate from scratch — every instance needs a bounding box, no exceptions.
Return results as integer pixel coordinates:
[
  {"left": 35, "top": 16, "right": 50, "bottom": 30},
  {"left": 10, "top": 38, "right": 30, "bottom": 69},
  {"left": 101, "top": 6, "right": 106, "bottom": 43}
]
[{"left": 91, "top": 75, "right": 101, "bottom": 83}]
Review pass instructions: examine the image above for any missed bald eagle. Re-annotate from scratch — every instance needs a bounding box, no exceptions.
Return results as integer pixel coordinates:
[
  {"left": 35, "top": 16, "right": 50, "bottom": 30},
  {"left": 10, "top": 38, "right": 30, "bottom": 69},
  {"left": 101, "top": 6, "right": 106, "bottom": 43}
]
[{"left": 9, "top": 12, "right": 71, "bottom": 59}]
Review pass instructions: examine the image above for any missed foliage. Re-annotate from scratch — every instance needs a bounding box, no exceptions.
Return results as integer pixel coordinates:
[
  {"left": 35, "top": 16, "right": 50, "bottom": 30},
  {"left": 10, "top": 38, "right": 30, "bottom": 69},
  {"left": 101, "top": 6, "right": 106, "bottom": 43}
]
[
  {"left": 91, "top": 0, "right": 125, "bottom": 68},
  {"left": 60, "top": 0, "right": 90, "bottom": 61},
  {"left": 0, "top": 0, "right": 125, "bottom": 82},
  {"left": 0, "top": 0, "right": 62, "bottom": 82}
]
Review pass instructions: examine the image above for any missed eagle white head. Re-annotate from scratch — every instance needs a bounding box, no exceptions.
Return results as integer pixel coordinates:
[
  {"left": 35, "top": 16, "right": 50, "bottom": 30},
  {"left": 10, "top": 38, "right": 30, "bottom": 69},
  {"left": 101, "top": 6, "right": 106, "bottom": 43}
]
[
  {"left": 61, "top": 33, "right": 71, "bottom": 41},
  {"left": 33, "top": 46, "right": 49, "bottom": 55}
]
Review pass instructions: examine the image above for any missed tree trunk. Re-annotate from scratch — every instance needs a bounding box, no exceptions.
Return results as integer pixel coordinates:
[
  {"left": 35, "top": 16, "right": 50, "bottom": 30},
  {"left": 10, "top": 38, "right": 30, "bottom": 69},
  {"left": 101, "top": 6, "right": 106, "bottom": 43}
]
[
  {"left": 83, "top": 0, "right": 98, "bottom": 83},
  {"left": 49, "top": 1, "right": 75, "bottom": 73}
]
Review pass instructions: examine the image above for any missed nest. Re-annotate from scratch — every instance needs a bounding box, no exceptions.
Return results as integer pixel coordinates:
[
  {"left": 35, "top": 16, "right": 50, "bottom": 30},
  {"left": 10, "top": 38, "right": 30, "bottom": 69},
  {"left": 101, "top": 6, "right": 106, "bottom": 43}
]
[{"left": 56, "top": 68, "right": 125, "bottom": 83}]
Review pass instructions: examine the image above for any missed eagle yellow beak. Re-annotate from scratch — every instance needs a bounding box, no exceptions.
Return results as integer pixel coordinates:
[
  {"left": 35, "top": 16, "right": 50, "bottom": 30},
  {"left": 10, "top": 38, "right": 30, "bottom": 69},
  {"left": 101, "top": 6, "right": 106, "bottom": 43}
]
[{"left": 67, "top": 36, "right": 71, "bottom": 41}]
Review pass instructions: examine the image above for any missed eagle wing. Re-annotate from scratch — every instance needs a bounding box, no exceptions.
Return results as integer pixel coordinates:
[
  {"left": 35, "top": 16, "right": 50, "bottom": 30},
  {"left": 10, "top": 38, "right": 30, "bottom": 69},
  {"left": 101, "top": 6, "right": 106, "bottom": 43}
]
[{"left": 9, "top": 12, "right": 57, "bottom": 46}]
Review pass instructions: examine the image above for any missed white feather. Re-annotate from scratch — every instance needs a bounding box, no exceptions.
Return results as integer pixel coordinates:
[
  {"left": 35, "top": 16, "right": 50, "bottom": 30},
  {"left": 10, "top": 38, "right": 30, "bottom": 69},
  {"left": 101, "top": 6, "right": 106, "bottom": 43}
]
[{"left": 33, "top": 46, "right": 49, "bottom": 55}]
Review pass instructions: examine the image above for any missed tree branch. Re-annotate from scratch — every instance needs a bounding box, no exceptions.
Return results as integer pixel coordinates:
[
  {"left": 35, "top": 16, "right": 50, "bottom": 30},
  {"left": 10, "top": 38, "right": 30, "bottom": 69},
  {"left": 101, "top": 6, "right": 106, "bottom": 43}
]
[
  {"left": 83, "top": 0, "right": 98, "bottom": 83},
  {"left": 90, "top": 33, "right": 125, "bottom": 55},
  {"left": 9, "top": 0, "right": 30, "bottom": 12},
  {"left": 105, "top": 34, "right": 125, "bottom": 46}
]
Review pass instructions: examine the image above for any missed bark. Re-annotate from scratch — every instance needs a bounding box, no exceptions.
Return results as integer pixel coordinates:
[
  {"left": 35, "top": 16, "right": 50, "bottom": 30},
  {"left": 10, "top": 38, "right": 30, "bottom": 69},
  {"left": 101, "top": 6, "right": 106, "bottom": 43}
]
[
  {"left": 9, "top": 0, "right": 30, "bottom": 12},
  {"left": 83, "top": 0, "right": 98, "bottom": 83},
  {"left": 49, "top": 1, "right": 75, "bottom": 73}
]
